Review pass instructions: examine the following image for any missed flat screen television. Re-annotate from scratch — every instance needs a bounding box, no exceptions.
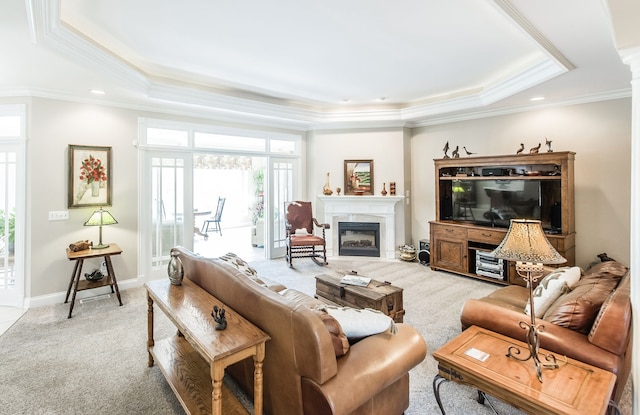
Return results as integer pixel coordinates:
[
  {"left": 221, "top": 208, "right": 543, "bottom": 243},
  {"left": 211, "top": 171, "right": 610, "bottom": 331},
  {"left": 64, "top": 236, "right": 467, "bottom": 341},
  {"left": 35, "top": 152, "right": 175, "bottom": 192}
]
[{"left": 439, "top": 178, "right": 561, "bottom": 232}]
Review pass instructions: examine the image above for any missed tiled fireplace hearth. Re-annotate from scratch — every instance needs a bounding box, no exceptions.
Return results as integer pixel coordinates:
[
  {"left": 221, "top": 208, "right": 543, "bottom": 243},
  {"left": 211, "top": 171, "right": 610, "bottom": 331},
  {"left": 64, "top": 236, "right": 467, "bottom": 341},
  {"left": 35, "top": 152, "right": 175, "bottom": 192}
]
[{"left": 318, "top": 195, "right": 405, "bottom": 259}]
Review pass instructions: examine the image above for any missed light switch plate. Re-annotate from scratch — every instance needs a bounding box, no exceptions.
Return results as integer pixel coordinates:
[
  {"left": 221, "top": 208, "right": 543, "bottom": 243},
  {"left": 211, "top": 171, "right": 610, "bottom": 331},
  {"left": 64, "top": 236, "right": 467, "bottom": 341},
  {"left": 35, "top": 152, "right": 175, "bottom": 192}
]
[{"left": 48, "top": 210, "right": 69, "bottom": 221}]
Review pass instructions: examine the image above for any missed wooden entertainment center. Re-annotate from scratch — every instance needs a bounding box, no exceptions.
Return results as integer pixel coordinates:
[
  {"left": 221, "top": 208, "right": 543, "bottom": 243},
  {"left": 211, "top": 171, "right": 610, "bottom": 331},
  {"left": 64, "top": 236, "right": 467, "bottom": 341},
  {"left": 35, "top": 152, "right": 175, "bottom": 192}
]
[{"left": 429, "top": 151, "right": 575, "bottom": 286}]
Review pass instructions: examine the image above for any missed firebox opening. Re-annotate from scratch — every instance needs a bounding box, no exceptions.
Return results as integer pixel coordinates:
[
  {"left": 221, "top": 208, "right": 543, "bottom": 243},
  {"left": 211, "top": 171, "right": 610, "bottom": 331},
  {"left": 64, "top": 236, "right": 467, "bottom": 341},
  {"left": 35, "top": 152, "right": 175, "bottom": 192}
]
[{"left": 338, "top": 222, "right": 380, "bottom": 257}]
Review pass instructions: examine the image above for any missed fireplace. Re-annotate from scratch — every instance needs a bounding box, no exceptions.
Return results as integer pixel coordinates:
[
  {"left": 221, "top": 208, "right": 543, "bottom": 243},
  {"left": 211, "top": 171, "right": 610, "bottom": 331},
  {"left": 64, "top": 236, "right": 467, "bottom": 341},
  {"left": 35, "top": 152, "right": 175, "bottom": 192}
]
[{"left": 338, "top": 222, "right": 380, "bottom": 257}]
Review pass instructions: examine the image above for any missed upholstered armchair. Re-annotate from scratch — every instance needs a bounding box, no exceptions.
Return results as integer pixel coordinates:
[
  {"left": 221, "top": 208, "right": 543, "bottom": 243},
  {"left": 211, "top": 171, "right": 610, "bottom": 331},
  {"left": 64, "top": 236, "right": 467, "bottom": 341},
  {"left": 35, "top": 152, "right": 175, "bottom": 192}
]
[{"left": 285, "top": 201, "right": 330, "bottom": 267}]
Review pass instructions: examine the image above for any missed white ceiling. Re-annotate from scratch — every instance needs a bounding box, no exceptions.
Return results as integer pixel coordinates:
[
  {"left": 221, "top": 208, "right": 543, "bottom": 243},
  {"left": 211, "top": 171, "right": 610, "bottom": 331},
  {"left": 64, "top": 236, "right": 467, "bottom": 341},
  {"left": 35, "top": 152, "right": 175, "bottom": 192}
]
[{"left": 0, "top": 0, "right": 633, "bottom": 129}]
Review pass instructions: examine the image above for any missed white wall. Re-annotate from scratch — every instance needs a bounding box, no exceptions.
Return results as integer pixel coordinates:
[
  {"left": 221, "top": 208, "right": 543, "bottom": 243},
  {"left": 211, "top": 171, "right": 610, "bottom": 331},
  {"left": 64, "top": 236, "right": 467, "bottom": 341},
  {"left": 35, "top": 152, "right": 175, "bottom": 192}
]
[
  {"left": 17, "top": 96, "right": 633, "bottom": 302},
  {"left": 411, "top": 98, "right": 632, "bottom": 268},
  {"left": 306, "top": 128, "right": 412, "bottom": 246}
]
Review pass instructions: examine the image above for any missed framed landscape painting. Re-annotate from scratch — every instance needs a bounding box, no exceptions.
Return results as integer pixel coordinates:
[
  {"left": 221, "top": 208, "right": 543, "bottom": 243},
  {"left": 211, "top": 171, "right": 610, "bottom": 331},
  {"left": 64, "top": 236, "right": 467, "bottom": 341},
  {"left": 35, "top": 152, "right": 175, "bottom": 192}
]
[
  {"left": 68, "top": 145, "right": 112, "bottom": 208},
  {"left": 344, "top": 159, "right": 373, "bottom": 195}
]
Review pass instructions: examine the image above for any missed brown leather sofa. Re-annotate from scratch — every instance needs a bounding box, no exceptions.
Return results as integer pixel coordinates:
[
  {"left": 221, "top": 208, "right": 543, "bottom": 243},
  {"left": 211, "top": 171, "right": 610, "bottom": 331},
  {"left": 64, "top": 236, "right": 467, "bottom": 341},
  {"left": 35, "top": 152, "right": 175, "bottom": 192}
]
[
  {"left": 460, "top": 261, "right": 631, "bottom": 403},
  {"left": 173, "top": 247, "right": 427, "bottom": 415}
]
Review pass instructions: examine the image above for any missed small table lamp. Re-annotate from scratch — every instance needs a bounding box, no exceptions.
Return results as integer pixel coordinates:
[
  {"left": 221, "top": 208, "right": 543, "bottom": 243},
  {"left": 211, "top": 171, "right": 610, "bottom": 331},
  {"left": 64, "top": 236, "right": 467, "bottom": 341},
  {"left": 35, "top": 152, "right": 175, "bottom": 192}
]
[
  {"left": 84, "top": 208, "right": 118, "bottom": 249},
  {"left": 490, "top": 219, "right": 566, "bottom": 382}
]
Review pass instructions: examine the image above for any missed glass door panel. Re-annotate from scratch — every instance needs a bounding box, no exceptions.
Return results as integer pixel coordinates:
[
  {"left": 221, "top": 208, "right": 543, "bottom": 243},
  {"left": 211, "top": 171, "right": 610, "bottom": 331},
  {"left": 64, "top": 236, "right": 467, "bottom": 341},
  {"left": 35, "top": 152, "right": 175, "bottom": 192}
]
[{"left": 269, "top": 158, "right": 296, "bottom": 259}]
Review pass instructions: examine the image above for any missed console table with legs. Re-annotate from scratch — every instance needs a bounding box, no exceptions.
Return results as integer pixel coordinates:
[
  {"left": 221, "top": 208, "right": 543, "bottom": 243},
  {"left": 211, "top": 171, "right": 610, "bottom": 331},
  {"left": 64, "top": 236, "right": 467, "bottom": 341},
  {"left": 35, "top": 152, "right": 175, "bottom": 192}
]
[
  {"left": 432, "top": 325, "right": 618, "bottom": 415},
  {"left": 145, "top": 278, "right": 270, "bottom": 415}
]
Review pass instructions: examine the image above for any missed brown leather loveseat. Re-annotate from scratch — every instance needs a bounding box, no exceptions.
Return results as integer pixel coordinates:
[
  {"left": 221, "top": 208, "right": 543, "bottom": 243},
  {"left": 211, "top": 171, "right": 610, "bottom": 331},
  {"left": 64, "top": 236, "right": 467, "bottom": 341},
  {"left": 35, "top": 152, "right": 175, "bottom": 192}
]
[
  {"left": 460, "top": 261, "right": 631, "bottom": 403},
  {"left": 173, "top": 247, "right": 427, "bottom": 415}
]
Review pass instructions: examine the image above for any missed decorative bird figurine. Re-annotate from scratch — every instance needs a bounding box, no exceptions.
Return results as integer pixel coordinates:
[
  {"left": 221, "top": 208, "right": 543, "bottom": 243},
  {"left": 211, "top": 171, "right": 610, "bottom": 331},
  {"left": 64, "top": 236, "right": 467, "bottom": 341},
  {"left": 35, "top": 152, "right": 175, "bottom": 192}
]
[
  {"left": 463, "top": 146, "right": 475, "bottom": 156},
  {"left": 452, "top": 146, "right": 460, "bottom": 158},
  {"left": 211, "top": 305, "right": 227, "bottom": 330},
  {"left": 516, "top": 143, "right": 524, "bottom": 155},
  {"left": 529, "top": 143, "right": 541, "bottom": 153},
  {"left": 545, "top": 137, "right": 553, "bottom": 152},
  {"left": 443, "top": 141, "right": 450, "bottom": 158}
]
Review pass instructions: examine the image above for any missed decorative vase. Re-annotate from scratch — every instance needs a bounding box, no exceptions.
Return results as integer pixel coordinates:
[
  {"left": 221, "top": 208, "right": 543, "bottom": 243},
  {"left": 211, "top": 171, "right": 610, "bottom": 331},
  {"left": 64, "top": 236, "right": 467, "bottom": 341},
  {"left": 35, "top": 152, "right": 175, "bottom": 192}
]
[
  {"left": 91, "top": 181, "right": 100, "bottom": 197},
  {"left": 381, "top": 183, "right": 388, "bottom": 196},
  {"left": 336, "top": 187, "right": 341, "bottom": 196},
  {"left": 167, "top": 251, "right": 184, "bottom": 285},
  {"left": 323, "top": 172, "right": 333, "bottom": 195}
]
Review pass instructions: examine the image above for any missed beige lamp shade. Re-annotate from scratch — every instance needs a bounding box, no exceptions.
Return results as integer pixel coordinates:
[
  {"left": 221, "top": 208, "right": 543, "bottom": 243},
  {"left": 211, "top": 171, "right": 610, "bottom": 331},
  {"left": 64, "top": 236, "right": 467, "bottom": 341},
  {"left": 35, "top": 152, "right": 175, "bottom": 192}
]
[{"left": 491, "top": 219, "right": 566, "bottom": 265}]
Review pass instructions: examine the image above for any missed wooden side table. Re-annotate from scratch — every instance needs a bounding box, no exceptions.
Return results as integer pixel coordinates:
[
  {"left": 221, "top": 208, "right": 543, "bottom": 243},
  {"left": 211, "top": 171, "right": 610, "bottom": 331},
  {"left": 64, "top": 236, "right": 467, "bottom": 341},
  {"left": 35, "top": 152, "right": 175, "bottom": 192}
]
[
  {"left": 65, "top": 243, "right": 123, "bottom": 318},
  {"left": 145, "top": 278, "right": 270, "bottom": 415},
  {"left": 432, "top": 326, "right": 617, "bottom": 415}
]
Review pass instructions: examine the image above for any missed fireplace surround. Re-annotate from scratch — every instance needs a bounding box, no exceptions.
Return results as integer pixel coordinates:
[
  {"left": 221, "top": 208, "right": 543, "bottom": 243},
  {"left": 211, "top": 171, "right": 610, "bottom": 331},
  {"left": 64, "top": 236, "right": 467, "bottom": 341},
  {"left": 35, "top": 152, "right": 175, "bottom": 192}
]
[{"left": 318, "top": 195, "right": 405, "bottom": 259}]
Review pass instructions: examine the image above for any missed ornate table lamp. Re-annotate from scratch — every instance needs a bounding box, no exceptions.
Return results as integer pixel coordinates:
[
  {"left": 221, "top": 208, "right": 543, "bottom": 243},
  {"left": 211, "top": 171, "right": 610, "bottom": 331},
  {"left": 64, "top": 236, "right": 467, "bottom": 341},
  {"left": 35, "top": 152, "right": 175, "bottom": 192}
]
[
  {"left": 490, "top": 219, "right": 566, "bottom": 382},
  {"left": 84, "top": 207, "right": 118, "bottom": 249}
]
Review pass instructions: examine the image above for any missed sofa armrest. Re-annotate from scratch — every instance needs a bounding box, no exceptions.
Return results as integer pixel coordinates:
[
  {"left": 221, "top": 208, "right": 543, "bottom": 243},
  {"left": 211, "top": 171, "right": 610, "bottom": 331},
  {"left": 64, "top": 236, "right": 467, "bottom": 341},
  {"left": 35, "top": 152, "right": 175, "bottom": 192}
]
[
  {"left": 461, "top": 299, "right": 622, "bottom": 373},
  {"left": 301, "top": 324, "right": 426, "bottom": 415}
]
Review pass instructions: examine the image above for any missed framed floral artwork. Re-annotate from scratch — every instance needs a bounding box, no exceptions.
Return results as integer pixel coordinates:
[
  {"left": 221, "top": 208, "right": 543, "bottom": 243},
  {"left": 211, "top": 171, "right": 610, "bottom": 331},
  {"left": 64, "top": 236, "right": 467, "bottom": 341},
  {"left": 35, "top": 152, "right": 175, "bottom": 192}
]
[
  {"left": 68, "top": 145, "right": 112, "bottom": 208},
  {"left": 344, "top": 159, "right": 374, "bottom": 195}
]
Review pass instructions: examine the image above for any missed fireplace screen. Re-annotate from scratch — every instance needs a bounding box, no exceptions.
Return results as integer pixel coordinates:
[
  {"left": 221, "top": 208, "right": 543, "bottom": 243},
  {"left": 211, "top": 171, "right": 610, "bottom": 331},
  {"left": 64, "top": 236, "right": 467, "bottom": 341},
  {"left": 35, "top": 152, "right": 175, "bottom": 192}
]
[{"left": 338, "top": 222, "right": 380, "bottom": 257}]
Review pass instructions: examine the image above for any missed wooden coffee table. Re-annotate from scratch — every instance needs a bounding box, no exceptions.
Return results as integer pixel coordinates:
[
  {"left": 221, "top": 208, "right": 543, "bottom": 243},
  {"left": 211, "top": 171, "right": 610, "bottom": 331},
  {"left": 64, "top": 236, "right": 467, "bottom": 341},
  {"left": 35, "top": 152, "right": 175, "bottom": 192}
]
[
  {"left": 315, "top": 273, "right": 404, "bottom": 322},
  {"left": 432, "top": 326, "right": 617, "bottom": 415}
]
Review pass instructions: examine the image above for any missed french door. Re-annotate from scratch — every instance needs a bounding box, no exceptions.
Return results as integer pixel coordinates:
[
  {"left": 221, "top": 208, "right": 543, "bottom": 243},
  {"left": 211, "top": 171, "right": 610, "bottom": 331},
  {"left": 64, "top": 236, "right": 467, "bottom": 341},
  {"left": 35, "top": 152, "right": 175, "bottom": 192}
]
[
  {"left": 268, "top": 158, "right": 297, "bottom": 259},
  {"left": 0, "top": 143, "right": 24, "bottom": 307},
  {"left": 139, "top": 151, "right": 193, "bottom": 281}
]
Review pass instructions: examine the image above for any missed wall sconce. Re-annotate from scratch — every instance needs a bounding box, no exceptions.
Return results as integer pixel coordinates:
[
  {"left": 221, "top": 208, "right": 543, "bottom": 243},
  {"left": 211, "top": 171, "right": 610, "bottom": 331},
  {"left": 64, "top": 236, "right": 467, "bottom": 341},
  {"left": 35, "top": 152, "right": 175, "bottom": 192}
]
[
  {"left": 490, "top": 219, "right": 566, "bottom": 382},
  {"left": 83, "top": 208, "right": 118, "bottom": 249}
]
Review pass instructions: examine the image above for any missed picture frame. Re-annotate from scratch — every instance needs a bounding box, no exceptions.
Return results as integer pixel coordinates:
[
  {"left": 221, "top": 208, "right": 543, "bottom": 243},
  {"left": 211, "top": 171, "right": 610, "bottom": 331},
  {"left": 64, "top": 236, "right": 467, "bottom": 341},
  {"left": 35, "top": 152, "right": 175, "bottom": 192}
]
[
  {"left": 68, "top": 145, "right": 112, "bottom": 208},
  {"left": 344, "top": 159, "right": 374, "bottom": 195}
]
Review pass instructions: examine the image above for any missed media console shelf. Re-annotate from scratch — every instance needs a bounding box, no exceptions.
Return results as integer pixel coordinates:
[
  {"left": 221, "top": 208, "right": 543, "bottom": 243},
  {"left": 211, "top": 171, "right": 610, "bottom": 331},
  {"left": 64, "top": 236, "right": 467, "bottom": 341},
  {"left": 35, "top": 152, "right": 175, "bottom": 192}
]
[{"left": 430, "top": 151, "right": 575, "bottom": 285}]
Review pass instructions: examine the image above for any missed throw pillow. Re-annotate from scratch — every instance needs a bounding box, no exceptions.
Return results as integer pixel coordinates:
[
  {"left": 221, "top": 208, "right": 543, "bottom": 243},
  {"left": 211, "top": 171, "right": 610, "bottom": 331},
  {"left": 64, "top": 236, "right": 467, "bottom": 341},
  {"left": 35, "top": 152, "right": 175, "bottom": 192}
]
[
  {"left": 543, "top": 277, "right": 619, "bottom": 334},
  {"left": 311, "top": 309, "right": 350, "bottom": 357},
  {"left": 315, "top": 305, "right": 396, "bottom": 340},
  {"left": 524, "top": 279, "right": 569, "bottom": 318},
  {"left": 524, "top": 267, "right": 581, "bottom": 318},
  {"left": 218, "top": 252, "right": 258, "bottom": 277}
]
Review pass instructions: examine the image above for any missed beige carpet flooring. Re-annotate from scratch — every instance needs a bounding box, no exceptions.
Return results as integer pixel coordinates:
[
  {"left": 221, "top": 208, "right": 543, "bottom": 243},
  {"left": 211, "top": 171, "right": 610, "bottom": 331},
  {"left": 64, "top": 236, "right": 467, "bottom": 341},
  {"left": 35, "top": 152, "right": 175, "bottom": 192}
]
[{"left": 0, "top": 256, "right": 631, "bottom": 414}]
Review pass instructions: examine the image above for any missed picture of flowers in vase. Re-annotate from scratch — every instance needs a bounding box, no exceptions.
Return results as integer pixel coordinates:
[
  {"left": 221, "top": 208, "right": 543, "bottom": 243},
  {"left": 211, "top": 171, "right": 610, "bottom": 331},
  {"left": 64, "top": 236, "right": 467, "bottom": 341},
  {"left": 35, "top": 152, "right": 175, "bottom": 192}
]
[{"left": 68, "top": 145, "right": 112, "bottom": 208}]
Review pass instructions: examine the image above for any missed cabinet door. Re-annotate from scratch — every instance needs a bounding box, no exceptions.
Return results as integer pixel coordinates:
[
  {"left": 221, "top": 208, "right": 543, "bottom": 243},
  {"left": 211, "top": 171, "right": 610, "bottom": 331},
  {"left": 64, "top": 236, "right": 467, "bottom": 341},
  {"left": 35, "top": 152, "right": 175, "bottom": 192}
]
[{"left": 432, "top": 238, "right": 467, "bottom": 273}]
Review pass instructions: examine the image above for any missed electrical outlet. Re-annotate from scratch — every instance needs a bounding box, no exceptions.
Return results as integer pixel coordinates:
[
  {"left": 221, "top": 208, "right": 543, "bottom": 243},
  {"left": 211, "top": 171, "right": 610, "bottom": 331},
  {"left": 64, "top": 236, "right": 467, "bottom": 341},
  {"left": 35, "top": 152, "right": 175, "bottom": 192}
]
[{"left": 48, "top": 210, "right": 69, "bottom": 221}]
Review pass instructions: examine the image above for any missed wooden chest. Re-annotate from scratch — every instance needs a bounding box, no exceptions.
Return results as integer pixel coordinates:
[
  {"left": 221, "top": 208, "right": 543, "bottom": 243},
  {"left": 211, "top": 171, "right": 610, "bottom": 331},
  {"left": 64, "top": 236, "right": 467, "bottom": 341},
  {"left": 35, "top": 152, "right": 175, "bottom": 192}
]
[{"left": 315, "top": 273, "right": 405, "bottom": 323}]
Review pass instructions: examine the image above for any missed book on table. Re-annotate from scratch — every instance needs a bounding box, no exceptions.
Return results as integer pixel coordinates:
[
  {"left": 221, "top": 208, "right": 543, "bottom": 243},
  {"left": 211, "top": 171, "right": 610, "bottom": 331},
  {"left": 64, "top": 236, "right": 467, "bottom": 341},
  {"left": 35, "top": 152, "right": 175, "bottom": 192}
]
[{"left": 340, "top": 275, "right": 371, "bottom": 287}]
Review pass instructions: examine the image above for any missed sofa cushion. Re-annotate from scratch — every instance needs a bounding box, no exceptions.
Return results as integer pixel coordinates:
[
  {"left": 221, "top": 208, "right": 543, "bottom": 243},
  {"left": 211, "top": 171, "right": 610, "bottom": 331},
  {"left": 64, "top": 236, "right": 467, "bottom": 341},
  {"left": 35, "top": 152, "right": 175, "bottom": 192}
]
[
  {"left": 525, "top": 267, "right": 581, "bottom": 318},
  {"left": 218, "top": 252, "right": 258, "bottom": 276},
  {"left": 218, "top": 252, "right": 286, "bottom": 292},
  {"left": 543, "top": 262, "right": 626, "bottom": 334},
  {"left": 316, "top": 305, "right": 396, "bottom": 340}
]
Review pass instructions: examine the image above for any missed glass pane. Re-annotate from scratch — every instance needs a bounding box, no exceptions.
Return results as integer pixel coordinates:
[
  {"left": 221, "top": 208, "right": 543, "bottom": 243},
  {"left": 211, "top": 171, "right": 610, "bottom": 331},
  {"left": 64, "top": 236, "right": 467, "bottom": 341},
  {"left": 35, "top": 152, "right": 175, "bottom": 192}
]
[
  {"left": 270, "top": 139, "right": 296, "bottom": 154},
  {"left": 151, "top": 157, "right": 184, "bottom": 268},
  {"left": 147, "top": 128, "right": 189, "bottom": 147},
  {"left": 0, "top": 116, "right": 21, "bottom": 137},
  {"left": 272, "top": 161, "right": 293, "bottom": 248},
  {"left": 194, "top": 132, "right": 265, "bottom": 151},
  {"left": 0, "top": 151, "right": 16, "bottom": 289}
]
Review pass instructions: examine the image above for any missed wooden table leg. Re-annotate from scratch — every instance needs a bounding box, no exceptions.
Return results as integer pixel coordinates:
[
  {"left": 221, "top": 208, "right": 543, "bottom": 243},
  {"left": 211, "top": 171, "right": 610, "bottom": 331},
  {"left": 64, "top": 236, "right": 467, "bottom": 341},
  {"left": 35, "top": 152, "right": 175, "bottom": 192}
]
[
  {"left": 65, "top": 260, "right": 81, "bottom": 304},
  {"left": 211, "top": 362, "right": 225, "bottom": 415},
  {"left": 67, "top": 259, "right": 84, "bottom": 318},
  {"left": 254, "top": 342, "right": 266, "bottom": 415},
  {"left": 104, "top": 256, "right": 123, "bottom": 306},
  {"left": 147, "top": 293, "right": 155, "bottom": 367}
]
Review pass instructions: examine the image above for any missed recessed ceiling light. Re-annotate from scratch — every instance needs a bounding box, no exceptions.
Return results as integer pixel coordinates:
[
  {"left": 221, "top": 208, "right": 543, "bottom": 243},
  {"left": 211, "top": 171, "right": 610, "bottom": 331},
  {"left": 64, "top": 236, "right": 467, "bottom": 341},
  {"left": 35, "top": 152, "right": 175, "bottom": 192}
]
[
  {"left": 90, "top": 89, "right": 106, "bottom": 95},
  {"left": 530, "top": 96, "right": 545, "bottom": 101},
  {"left": 341, "top": 99, "right": 350, "bottom": 103},
  {"left": 378, "top": 97, "right": 387, "bottom": 102}
]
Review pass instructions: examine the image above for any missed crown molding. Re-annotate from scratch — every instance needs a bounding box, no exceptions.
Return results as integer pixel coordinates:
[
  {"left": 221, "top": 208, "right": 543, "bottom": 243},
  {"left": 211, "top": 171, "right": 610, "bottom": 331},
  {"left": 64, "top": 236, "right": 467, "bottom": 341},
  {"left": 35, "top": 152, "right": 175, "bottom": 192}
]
[{"left": 21, "top": 0, "right": 610, "bottom": 131}]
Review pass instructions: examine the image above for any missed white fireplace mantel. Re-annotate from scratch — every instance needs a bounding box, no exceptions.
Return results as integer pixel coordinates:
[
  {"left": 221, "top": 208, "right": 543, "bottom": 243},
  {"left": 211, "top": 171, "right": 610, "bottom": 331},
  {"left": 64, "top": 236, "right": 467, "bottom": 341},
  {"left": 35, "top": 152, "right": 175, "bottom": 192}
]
[{"left": 318, "top": 195, "right": 405, "bottom": 259}]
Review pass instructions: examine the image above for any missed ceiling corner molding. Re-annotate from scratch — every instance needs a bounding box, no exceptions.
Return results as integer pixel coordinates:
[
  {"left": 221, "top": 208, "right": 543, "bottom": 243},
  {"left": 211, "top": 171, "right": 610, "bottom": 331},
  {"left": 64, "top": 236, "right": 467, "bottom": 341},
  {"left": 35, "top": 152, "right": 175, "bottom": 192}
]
[
  {"left": 492, "top": 0, "right": 575, "bottom": 71},
  {"left": 479, "top": 57, "right": 568, "bottom": 104},
  {"left": 27, "top": 0, "right": 149, "bottom": 90}
]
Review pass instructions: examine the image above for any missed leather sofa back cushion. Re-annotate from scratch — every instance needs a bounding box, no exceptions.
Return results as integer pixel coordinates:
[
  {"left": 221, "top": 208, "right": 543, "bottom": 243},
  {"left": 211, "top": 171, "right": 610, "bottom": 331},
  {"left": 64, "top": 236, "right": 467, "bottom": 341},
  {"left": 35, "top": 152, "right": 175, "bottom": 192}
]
[{"left": 542, "top": 261, "right": 627, "bottom": 334}]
